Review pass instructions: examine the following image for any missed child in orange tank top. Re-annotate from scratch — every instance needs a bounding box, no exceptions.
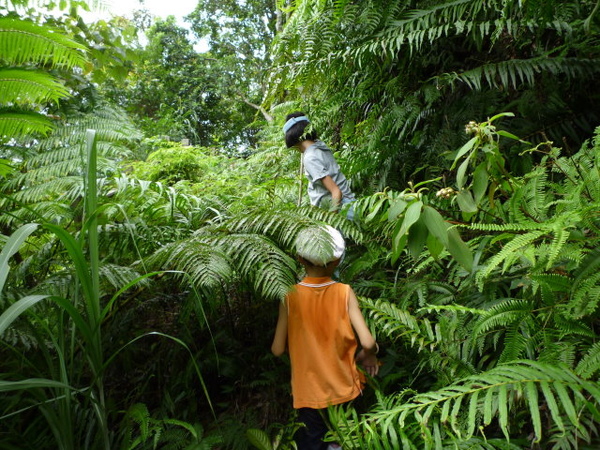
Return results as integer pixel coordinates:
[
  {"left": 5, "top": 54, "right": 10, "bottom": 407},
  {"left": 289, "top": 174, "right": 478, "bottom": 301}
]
[{"left": 271, "top": 225, "right": 379, "bottom": 449}]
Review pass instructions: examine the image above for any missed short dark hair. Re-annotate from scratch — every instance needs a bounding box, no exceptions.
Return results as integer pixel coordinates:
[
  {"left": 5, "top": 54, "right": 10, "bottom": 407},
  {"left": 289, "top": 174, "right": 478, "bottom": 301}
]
[{"left": 284, "top": 111, "right": 318, "bottom": 148}]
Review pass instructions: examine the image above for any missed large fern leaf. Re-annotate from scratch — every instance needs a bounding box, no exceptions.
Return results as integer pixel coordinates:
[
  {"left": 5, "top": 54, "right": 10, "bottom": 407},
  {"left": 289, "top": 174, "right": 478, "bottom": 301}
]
[
  {"left": 0, "top": 69, "right": 70, "bottom": 105},
  {"left": 0, "top": 17, "right": 87, "bottom": 69},
  {"left": 344, "top": 360, "right": 600, "bottom": 447}
]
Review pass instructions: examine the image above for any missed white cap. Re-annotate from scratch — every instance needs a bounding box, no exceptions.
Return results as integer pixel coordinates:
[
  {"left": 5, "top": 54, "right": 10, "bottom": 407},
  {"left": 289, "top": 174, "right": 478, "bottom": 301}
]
[{"left": 295, "top": 225, "right": 345, "bottom": 266}]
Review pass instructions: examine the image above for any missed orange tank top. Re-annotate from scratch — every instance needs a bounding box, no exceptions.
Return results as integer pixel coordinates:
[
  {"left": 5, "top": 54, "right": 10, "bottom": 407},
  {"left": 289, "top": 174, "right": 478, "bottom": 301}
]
[{"left": 286, "top": 276, "right": 364, "bottom": 409}]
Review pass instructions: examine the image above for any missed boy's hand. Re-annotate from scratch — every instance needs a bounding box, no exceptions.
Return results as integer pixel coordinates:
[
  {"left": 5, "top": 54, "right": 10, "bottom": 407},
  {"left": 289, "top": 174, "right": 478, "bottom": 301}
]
[{"left": 356, "top": 349, "right": 379, "bottom": 377}]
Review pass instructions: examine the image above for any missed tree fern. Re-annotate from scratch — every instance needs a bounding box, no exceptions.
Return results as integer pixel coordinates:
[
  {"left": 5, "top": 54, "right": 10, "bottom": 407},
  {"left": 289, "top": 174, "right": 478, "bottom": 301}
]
[
  {"left": 0, "top": 17, "right": 87, "bottom": 69},
  {"left": 223, "top": 206, "right": 362, "bottom": 248},
  {"left": 0, "top": 105, "right": 138, "bottom": 226},
  {"left": 0, "top": 69, "right": 70, "bottom": 105},
  {"left": 216, "top": 233, "right": 297, "bottom": 300},
  {"left": 0, "top": 17, "right": 88, "bottom": 138},
  {"left": 144, "top": 236, "right": 232, "bottom": 296}
]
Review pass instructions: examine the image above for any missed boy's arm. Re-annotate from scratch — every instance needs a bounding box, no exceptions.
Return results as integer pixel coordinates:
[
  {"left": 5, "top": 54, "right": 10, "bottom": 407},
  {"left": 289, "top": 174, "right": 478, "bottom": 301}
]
[
  {"left": 347, "top": 287, "right": 379, "bottom": 376},
  {"left": 321, "top": 175, "right": 342, "bottom": 209},
  {"left": 271, "top": 301, "right": 288, "bottom": 357}
]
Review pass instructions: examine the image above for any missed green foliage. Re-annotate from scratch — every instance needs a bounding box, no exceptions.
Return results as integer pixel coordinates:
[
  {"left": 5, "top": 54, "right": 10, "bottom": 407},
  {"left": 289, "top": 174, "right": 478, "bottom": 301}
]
[
  {"left": 121, "top": 403, "right": 223, "bottom": 449},
  {"left": 2, "top": 0, "right": 600, "bottom": 447},
  {"left": 0, "top": 104, "right": 140, "bottom": 227},
  {"left": 322, "top": 123, "right": 600, "bottom": 447},
  {"left": 187, "top": 0, "right": 278, "bottom": 126},
  {"left": 330, "top": 361, "right": 600, "bottom": 449},
  {"left": 0, "top": 16, "right": 88, "bottom": 138},
  {"left": 105, "top": 16, "right": 260, "bottom": 150},
  {"left": 130, "top": 142, "right": 222, "bottom": 185},
  {"left": 352, "top": 187, "right": 474, "bottom": 270},
  {"left": 266, "top": 0, "right": 600, "bottom": 191}
]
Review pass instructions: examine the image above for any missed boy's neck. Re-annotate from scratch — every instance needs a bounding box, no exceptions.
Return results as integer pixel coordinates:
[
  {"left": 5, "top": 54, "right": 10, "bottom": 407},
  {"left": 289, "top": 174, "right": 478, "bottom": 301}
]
[
  {"left": 303, "top": 264, "right": 337, "bottom": 278},
  {"left": 298, "top": 140, "right": 316, "bottom": 153}
]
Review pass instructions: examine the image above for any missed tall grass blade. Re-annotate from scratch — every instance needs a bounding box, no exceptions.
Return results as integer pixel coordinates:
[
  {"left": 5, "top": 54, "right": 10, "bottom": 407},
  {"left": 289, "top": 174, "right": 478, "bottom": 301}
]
[
  {"left": 85, "top": 129, "right": 100, "bottom": 323},
  {"left": 0, "top": 223, "right": 38, "bottom": 293},
  {"left": 0, "top": 294, "right": 48, "bottom": 334}
]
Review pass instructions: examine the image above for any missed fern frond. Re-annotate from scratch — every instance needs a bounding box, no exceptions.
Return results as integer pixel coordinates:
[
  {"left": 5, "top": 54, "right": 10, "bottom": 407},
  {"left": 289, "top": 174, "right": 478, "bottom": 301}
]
[
  {"left": 144, "top": 237, "right": 232, "bottom": 295},
  {"left": 216, "top": 233, "right": 297, "bottom": 300},
  {"left": 361, "top": 297, "right": 435, "bottom": 352},
  {"left": 0, "top": 17, "right": 87, "bottom": 69},
  {"left": 565, "top": 271, "right": 600, "bottom": 319},
  {"left": 351, "top": 360, "right": 600, "bottom": 446},
  {"left": 222, "top": 206, "right": 362, "bottom": 249},
  {"left": 576, "top": 342, "right": 600, "bottom": 380},
  {"left": 468, "top": 222, "right": 543, "bottom": 232},
  {"left": 448, "top": 57, "right": 600, "bottom": 91},
  {"left": 0, "top": 69, "right": 70, "bottom": 105},
  {"left": 0, "top": 111, "right": 53, "bottom": 138},
  {"left": 476, "top": 230, "right": 546, "bottom": 287},
  {"left": 3, "top": 201, "right": 74, "bottom": 226},
  {"left": 545, "top": 222, "right": 573, "bottom": 270},
  {"left": 471, "top": 299, "right": 534, "bottom": 344}
]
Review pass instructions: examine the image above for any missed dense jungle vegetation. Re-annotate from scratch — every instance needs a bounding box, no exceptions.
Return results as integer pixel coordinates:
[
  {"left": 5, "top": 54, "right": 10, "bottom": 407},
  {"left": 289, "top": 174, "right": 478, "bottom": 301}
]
[{"left": 2, "top": 0, "right": 600, "bottom": 448}]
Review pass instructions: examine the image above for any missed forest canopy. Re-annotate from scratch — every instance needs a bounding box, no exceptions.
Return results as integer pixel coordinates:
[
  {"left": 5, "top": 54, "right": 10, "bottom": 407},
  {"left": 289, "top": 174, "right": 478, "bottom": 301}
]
[{"left": 1, "top": 0, "right": 600, "bottom": 448}]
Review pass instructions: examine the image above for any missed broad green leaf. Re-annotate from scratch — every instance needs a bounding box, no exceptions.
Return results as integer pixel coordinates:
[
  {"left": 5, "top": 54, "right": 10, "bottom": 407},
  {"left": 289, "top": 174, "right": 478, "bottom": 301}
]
[
  {"left": 407, "top": 216, "right": 428, "bottom": 260},
  {"left": 472, "top": 162, "right": 489, "bottom": 204},
  {"left": 366, "top": 196, "right": 387, "bottom": 222},
  {"left": 456, "top": 157, "right": 471, "bottom": 190},
  {"left": 388, "top": 198, "right": 408, "bottom": 221},
  {"left": 398, "top": 201, "right": 423, "bottom": 238},
  {"left": 450, "top": 137, "right": 477, "bottom": 169},
  {"left": 0, "top": 223, "right": 38, "bottom": 293},
  {"left": 391, "top": 201, "right": 422, "bottom": 263},
  {"left": 447, "top": 227, "right": 473, "bottom": 271},
  {"left": 426, "top": 234, "right": 444, "bottom": 260},
  {"left": 422, "top": 206, "right": 449, "bottom": 247},
  {"left": 400, "top": 200, "right": 423, "bottom": 234},
  {"left": 391, "top": 224, "right": 407, "bottom": 265},
  {"left": 0, "top": 295, "right": 48, "bottom": 335},
  {"left": 456, "top": 190, "right": 478, "bottom": 213}
]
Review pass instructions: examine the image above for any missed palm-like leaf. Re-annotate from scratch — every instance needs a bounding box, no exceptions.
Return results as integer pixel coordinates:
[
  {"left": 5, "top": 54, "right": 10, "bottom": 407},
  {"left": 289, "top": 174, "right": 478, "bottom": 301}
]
[
  {"left": 0, "top": 110, "right": 54, "bottom": 137},
  {"left": 337, "top": 360, "right": 600, "bottom": 448},
  {"left": 0, "top": 17, "right": 88, "bottom": 139},
  {"left": 0, "top": 69, "right": 70, "bottom": 105},
  {"left": 0, "top": 17, "right": 87, "bottom": 68}
]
